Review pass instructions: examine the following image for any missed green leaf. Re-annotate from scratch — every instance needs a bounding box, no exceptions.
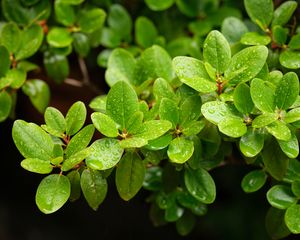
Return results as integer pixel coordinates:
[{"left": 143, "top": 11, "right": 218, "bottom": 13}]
[
  {"left": 15, "top": 24, "right": 44, "bottom": 60},
  {"left": 225, "top": 46, "right": 268, "bottom": 84},
  {"left": 241, "top": 170, "right": 267, "bottom": 193},
  {"left": 153, "top": 78, "right": 176, "bottom": 101},
  {"left": 250, "top": 78, "right": 275, "bottom": 112},
  {"left": 135, "top": 45, "right": 173, "bottom": 84},
  {"left": 221, "top": 17, "right": 248, "bottom": 44},
  {"left": 54, "top": 2, "right": 75, "bottom": 27},
  {"left": 0, "top": 46, "right": 10, "bottom": 77},
  {"left": 201, "top": 101, "right": 239, "bottom": 125},
  {"left": 233, "top": 83, "right": 254, "bottom": 114},
  {"left": 274, "top": 72, "right": 299, "bottom": 110},
  {"left": 61, "top": 148, "right": 91, "bottom": 171},
  {"left": 135, "top": 16, "right": 158, "bottom": 48},
  {"left": 244, "top": 0, "right": 273, "bottom": 30},
  {"left": 134, "top": 120, "right": 172, "bottom": 140},
  {"left": 266, "top": 121, "right": 291, "bottom": 141},
  {"left": 65, "top": 125, "right": 95, "bottom": 158},
  {"left": 252, "top": 113, "right": 277, "bottom": 128},
  {"left": 267, "top": 185, "right": 297, "bottom": 209},
  {"left": 108, "top": 4, "right": 132, "bottom": 42},
  {"left": 176, "top": 212, "right": 196, "bottom": 236},
  {"left": 182, "top": 120, "right": 205, "bottom": 136},
  {"left": 184, "top": 168, "right": 216, "bottom": 204},
  {"left": 240, "top": 32, "right": 271, "bottom": 46},
  {"left": 86, "top": 138, "right": 123, "bottom": 170},
  {"left": 116, "top": 152, "right": 146, "bottom": 201},
  {"left": 289, "top": 33, "right": 300, "bottom": 50},
  {"left": 266, "top": 207, "right": 291, "bottom": 240},
  {"left": 145, "top": 0, "right": 174, "bottom": 11},
  {"left": 218, "top": 118, "right": 247, "bottom": 138},
  {"left": 272, "top": 1, "right": 298, "bottom": 27},
  {"left": 173, "top": 56, "right": 216, "bottom": 93},
  {"left": 67, "top": 170, "right": 81, "bottom": 202},
  {"left": 159, "top": 98, "right": 179, "bottom": 128},
  {"left": 21, "top": 158, "right": 52, "bottom": 174},
  {"left": 65, "top": 101, "right": 86, "bottom": 136},
  {"left": 179, "top": 95, "right": 201, "bottom": 126},
  {"left": 47, "top": 27, "right": 73, "bottom": 48},
  {"left": 272, "top": 25, "right": 288, "bottom": 46},
  {"left": 100, "top": 27, "right": 121, "bottom": 48},
  {"left": 119, "top": 137, "right": 148, "bottom": 148},
  {"left": 105, "top": 48, "right": 136, "bottom": 87},
  {"left": 6, "top": 69, "right": 26, "bottom": 89},
  {"left": 167, "top": 137, "right": 194, "bottom": 164},
  {"left": 262, "top": 142, "right": 289, "bottom": 180},
  {"left": 0, "top": 91, "right": 12, "bottom": 122},
  {"left": 126, "top": 111, "right": 144, "bottom": 135},
  {"left": 91, "top": 112, "right": 118, "bottom": 137},
  {"left": 44, "top": 107, "right": 66, "bottom": 135},
  {"left": 36, "top": 174, "right": 70, "bottom": 214},
  {"left": 278, "top": 132, "right": 299, "bottom": 158},
  {"left": 59, "top": 0, "right": 83, "bottom": 4},
  {"left": 81, "top": 169, "right": 107, "bottom": 210},
  {"left": 285, "top": 204, "right": 300, "bottom": 234},
  {"left": 279, "top": 51, "right": 300, "bottom": 69},
  {"left": 106, "top": 81, "right": 139, "bottom": 130},
  {"left": 78, "top": 8, "right": 106, "bottom": 33},
  {"left": 285, "top": 108, "right": 300, "bottom": 123},
  {"left": 284, "top": 159, "right": 300, "bottom": 183},
  {"left": 203, "top": 30, "right": 231, "bottom": 73},
  {"left": 146, "top": 134, "right": 173, "bottom": 150},
  {"left": 239, "top": 128, "right": 264, "bottom": 157},
  {"left": 72, "top": 33, "right": 90, "bottom": 57},
  {"left": 44, "top": 51, "right": 69, "bottom": 83},
  {"left": 291, "top": 181, "right": 300, "bottom": 197},
  {"left": 22, "top": 79, "right": 50, "bottom": 114},
  {"left": 12, "top": 120, "right": 54, "bottom": 161},
  {"left": 0, "top": 22, "right": 20, "bottom": 53}
]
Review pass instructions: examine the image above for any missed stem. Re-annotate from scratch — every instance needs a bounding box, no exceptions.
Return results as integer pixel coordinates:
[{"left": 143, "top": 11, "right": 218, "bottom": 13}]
[{"left": 78, "top": 57, "right": 90, "bottom": 85}]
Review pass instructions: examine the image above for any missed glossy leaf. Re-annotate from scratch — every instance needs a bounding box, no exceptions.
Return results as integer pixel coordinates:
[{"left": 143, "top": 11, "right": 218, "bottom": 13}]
[
  {"left": 135, "top": 16, "right": 158, "bottom": 48},
  {"left": 285, "top": 108, "right": 300, "bottom": 123},
  {"left": 153, "top": 78, "right": 176, "bottom": 101},
  {"left": 250, "top": 78, "right": 275, "bottom": 112},
  {"left": 15, "top": 24, "right": 44, "bottom": 60},
  {"left": 159, "top": 98, "right": 179, "bottom": 127},
  {"left": 44, "top": 107, "right": 66, "bottom": 135},
  {"left": 145, "top": 0, "right": 174, "bottom": 11},
  {"left": 47, "top": 27, "right": 73, "bottom": 48},
  {"left": 240, "top": 32, "right": 271, "bottom": 46},
  {"left": 119, "top": 137, "right": 148, "bottom": 148},
  {"left": 218, "top": 118, "right": 247, "bottom": 138},
  {"left": 73, "top": 33, "right": 90, "bottom": 57},
  {"left": 252, "top": 113, "right": 277, "bottom": 128},
  {"left": 278, "top": 132, "right": 299, "bottom": 159},
  {"left": 36, "top": 174, "right": 70, "bottom": 214},
  {"left": 134, "top": 120, "right": 172, "bottom": 141},
  {"left": 184, "top": 168, "right": 216, "bottom": 204},
  {"left": 12, "top": 120, "right": 54, "bottom": 161},
  {"left": 91, "top": 112, "right": 119, "bottom": 137},
  {"left": 86, "top": 138, "right": 123, "bottom": 170},
  {"left": 266, "top": 121, "right": 291, "bottom": 141},
  {"left": 244, "top": 0, "right": 273, "bottom": 29},
  {"left": 173, "top": 56, "right": 216, "bottom": 93},
  {"left": 67, "top": 170, "right": 81, "bottom": 202},
  {"left": 233, "top": 83, "right": 254, "bottom": 114},
  {"left": 241, "top": 170, "right": 267, "bottom": 193},
  {"left": 105, "top": 48, "right": 136, "bottom": 87},
  {"left": 65, "top": 125, "right": 95, "bottom": 158},
  {"left": 78, "top": 8, "right": 106, "bottom": 33},
  {"left": 106, "top": 81, "right": 139, "bottom": 130},
  {"left": 203, "top": 30, "right": 231, "bottom": 73},
  {"left": 275, "top": 72, "right": 299, "bottom": 110},
  {"left": 267, "top": 185, "right": 297, "bottom": 209},
  {"left": 239, "top": 128, "right": 264, "bottom": 157},
  {"left": 266, "top": 207, "right": 291, "bottom": 240},
  {"left": 54, "top": 2, "right": 75, "bottom": 26},
  {"left": 81, "top": 169, "right": 108, "bottom": 210},
  {"left": 21, "top": 158, "right": 52, "bottom": 174},
  {"left": 279, "top": 51, "right": 300, "bottom": 69},
  {"left": 116, "top": 152, "right": 145, "bottom": 201},
  {"left": 285, "top": 204, "right": 300, "bottom": 234},
  {"left": 272, "top": 1, "right": 298, "bottom": 27},
  {"left": 0, "top": 22, "right": 20, "bottom": 53},
  {"left": 65, "top": 101, "right": 86, "bottom": 136},
  {"left": 61, "top": 148, "right": 91, "bottom": 171},
  {"left": 225, "top": 46, "right": 268, "bottom": 84},
  {"left": 0, "top": 91, "right": 12, "bottom": 122},
  {"left": 176, "top": 212, "right": 196, "bottom": 236},
  {"left": 168, "top": 137, "right": 194, "bottom": 164},
  {"left": 221, "top": 17, "right": 248, "bottom": 44}
]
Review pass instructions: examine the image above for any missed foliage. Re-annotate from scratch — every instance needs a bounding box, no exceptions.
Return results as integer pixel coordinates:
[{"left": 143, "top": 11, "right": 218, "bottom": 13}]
[{"left": 2, "top": 0, "right": 300, "bottom": 238}]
